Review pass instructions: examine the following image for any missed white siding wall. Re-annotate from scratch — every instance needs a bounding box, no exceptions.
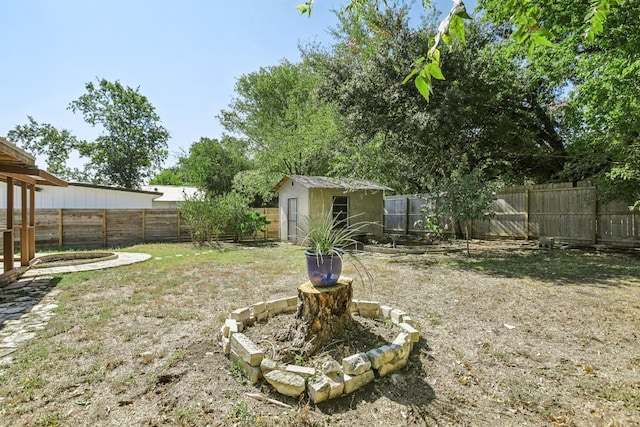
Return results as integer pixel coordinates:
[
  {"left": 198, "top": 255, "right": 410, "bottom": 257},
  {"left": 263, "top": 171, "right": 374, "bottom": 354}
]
[
  {"left": 278, "top": 178, "right": 310, "bottom": 241},
  {"left": 0, "top": 184, "right": 157, "bottom": 209}
]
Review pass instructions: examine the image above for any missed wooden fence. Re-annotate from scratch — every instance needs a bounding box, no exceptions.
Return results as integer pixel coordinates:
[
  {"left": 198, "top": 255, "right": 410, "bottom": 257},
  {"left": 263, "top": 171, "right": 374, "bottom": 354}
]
[
  {"left": 384, "top": 183, "right": 640, "bottom": 247},
  {"left": 0, "top": 207, "right": 280, "bottom": 250}
]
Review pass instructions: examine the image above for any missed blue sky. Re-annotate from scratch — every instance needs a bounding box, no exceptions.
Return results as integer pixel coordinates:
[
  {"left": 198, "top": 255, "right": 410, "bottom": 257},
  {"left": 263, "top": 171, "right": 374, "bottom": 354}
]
[{"left": 0, "top": 0, "right": 476, "bottom": 171}]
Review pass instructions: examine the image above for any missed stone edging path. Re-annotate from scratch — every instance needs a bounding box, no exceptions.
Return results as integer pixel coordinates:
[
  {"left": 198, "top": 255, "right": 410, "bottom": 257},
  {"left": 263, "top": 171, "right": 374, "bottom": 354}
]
[
  {"left": 22, "top": 252, "right": 151, "bottom": 277},
  {"left": 1, "top": 252, "right": 151, "bottom": 375},
  {"left": 220, "top": 292, "right": 421, "bottom": 403},
  {"left": 0, "top": 276, "right": 59, "bottom": 370}
]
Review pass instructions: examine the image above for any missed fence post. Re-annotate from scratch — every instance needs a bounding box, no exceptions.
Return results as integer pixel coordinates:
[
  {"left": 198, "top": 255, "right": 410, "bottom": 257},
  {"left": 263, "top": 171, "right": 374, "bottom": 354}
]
[
  {"left": 142, "top": 209, "right": 146, "bottom": 243},
  {"left": 405, "top": 197, "right": 410, "bottom": 235},
  {"left": 58, "top": 209, "right": 63, "bottom": 247},
  {"left": 591, "top": 188, "right": 598, "bottom": 244},
  {"left": 524, "top": 189, "right": 530, "bottom": 240},
  {"left": 177, "top": 210, "right": 181, "bottom": 242},
  {"left": 263, "top": 208, "right": 267, "bottom": 240},
  {"left": 103, "top": 209, "right": 107, "bottom": 247}
]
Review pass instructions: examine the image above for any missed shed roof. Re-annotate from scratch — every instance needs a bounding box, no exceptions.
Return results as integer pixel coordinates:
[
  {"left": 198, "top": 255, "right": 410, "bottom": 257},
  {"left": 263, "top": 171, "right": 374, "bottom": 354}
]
[
  {"left": 0, "top": 136, "right": 67, "bottom": 187},
  {"left": 274, "top": 175, "right": 392, "bottom": 192}
]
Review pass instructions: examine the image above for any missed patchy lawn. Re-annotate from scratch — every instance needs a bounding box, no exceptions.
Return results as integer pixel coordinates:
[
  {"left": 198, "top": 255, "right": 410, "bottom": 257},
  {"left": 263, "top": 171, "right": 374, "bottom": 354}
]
[{"left": 1, "top": 241, "right": 639, "bottom": 426}]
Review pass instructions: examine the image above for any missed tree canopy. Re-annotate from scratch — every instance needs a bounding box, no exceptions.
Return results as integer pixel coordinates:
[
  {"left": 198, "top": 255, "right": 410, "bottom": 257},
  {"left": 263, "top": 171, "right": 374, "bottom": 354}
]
[
  {"left": 316, "top": 6, "right": 567, "bottom": 192},
  {"left": 176, "top": 136, "right": 250, "bottom": 196},
  {"left": 9, "top": 78, "right": 169, "bottom": 189},
  {"left": 300, "top": 0, "right": 639, "bottom": 203},
  {"left": 153, "top": 0, "right": 639, "bottom": 207},
  {"left": 217, "top": 59, "right": 342, "bottom": 198}
]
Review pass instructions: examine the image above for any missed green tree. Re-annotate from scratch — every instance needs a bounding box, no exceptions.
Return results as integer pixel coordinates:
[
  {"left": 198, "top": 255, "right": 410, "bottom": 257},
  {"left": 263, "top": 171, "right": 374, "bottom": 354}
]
[
  {"left": 231, "top": 169, "right": 281, "bottom": 207},
  {"left": 326, "top": 0, "right": 638, "bottom": 203},
  {"left": 178, "top": 136, "right": 250, "bottom": 196},
  {"left": 9, "top": 78, "right": 169, "bottom": 188},
  {"left": 149, "top": 166, "right": 186, "bottom": 185},
  {"left": 69, "top": 79, "right": 170, "bottom": 188},
  {"left": 481, "top": 0, "right": 640, "bottom": 203},
  {"left": 217, "top": 192, "right": 268, "bottom": 243},
  {"left": 6, "top": 117, "right": 84, "bottom": 179},
  {"left": 177, "top": 190, "right": 214, "bottom": 244},
  {"left": 418, "top": 166, "right": 498, "bottom": 256},
  {"left": 218, "top": 59, "right": 340, "bottom": 178},
  {"left": 318, "top": 7, "right": 566, "bottom": 192},
  {"left": 302, "top": 0, "right": 618, "bottom": 101}
]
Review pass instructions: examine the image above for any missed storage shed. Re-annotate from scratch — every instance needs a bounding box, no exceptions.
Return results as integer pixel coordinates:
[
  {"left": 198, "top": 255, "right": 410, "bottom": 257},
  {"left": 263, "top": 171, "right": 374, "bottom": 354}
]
[{"left": 273, "top": 175, "right": 391, "bottom": 243}]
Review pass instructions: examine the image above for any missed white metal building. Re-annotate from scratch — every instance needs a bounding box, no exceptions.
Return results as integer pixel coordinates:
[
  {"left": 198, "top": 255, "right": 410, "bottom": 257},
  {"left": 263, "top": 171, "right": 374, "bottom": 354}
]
[
  {"left": 0, "top": 182, "right": 161, "bottom": 209},
  {"left": 139, "top": 185, "right": 200, "bottom": 209}
]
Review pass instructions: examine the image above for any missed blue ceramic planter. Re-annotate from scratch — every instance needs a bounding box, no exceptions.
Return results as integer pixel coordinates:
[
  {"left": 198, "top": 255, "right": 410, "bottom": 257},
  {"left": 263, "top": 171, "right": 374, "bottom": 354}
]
[{"left": 304, "top": 250, "right": 343, "bottom": 287}]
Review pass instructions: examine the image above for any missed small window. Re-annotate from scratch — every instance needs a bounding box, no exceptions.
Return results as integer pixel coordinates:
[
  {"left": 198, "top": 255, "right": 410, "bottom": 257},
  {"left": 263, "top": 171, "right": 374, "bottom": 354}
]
[{"left": 332, "top": 196, "right": 349, "bottom": 228}]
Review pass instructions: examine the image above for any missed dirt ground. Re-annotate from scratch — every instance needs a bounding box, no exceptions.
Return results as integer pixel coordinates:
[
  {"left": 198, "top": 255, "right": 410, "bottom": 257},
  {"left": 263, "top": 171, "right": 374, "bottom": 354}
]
[{"left": 1, "top": 240, "right": 639, "bottom": 426}]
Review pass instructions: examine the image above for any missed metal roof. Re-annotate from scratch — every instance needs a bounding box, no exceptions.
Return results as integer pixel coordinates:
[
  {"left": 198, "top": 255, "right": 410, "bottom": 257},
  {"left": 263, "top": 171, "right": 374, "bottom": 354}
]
[
  {"left": 69, "top": 182, "right": 162, "bottom": 195},
  {"left": 140, "top": 185, "right": 199, "bottom": 201},
  {"left": 274, "top": 175, "right": 392, "bottom": 192}
]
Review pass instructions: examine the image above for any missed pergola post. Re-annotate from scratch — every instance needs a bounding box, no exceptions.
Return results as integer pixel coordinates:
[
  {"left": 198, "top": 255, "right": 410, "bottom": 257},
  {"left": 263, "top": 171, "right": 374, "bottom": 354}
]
[
  {"left": 29, "top": 183, "right": 36, "bottom": 260},
  {"left": 4, "top": 177, "right": 15, "bottom": 273},
  {"left": 20, "top": 182, "right": 29, "bottom": 266}
]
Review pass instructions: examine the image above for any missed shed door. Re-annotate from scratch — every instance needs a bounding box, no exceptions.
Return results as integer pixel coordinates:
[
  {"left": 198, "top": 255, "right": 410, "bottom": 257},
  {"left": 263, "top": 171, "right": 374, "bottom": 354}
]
[
  {"left": 287, "top": 198, "right": 297, "bottom": 242},
  {"left": 332, "top": 196, "right": 349, "bottom": 228}
]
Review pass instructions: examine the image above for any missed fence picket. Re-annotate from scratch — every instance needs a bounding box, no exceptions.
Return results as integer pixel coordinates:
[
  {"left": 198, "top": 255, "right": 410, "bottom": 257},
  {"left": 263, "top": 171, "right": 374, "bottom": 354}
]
[
  {"left": 0, "top": 207, "right": 280, "bottom": 250},
  {"left": 384, "top": 184, "right": 639, "bottom": 247}
]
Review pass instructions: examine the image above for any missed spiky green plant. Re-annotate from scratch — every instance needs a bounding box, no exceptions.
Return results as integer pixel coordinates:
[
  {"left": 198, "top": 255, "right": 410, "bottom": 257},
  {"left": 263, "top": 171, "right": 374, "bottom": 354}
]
[{"left": 302, "top": 210, "right": 368, "bottom": 255}]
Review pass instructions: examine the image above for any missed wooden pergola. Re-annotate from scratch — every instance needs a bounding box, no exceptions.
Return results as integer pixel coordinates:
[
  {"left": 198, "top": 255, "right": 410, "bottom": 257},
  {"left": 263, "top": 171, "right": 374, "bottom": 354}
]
[{"left": 0, "top": 136, "right": 67, "bottom": 284}]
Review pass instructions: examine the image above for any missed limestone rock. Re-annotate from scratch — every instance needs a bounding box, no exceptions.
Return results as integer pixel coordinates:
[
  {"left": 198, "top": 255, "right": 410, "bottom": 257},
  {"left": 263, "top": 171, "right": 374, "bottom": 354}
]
[
  {"left": 366, "top": 347, "right": 391, "bottom": 370},
  {"left": 230, "top": 307, "right": 250, "bottom": 323},
  {"left": 321, "top": 359, "right": 342, "bottom": 375},
  {"left": 250, "top": 302, "right": 266, "bottom": 316},
  {"left": 356, "top": 300, "right": 380, "bottom": 313},
  {"left": 229, "top": 333, "right": 263, "bottom": 367},
  {"left": 230, "top": 350, "right": 262, "bottom": 384},
  {"left": 264, "top": 370, "right": 306, "bottom": 397},
  {"left": 343, "top": 370, "right": 375, "bottom": 395},
  {"left": 220, "top": 337, "right": 230, "bottom": 355},
  {"left": 308, "top": 373, "right": 344, "bottom": 403},
  {"left": 260, "top": 358, "right": 278, "bottom": 374},
  {"left": 391, "top": 333, "right": 412, "bottom": 361},
  {"left": 266, "top": 298, "right": 289, "bottom": 315},
  {"left": 379, "top": 305, "right": 393, "bottom": 319},
  {"left": 285, "top": 364, "right": 316, "bottom": 378},
  {"left": 377, "top": 357, "right": 409, "bottom": 377},
  {"left": 342, "top": 352, "right": 371, "bottom": 376},
  {"left": 401, "top": 315, "right": 415, "bottom": 326},
  {"left": 390, "top": 308, "right": 406, "bottom": 324},
  {"left": 398, "top": 322, "right": 420, "bottom": 342},
  {"left": 307, "top": 375, "right": 330, "bottom": 403}
]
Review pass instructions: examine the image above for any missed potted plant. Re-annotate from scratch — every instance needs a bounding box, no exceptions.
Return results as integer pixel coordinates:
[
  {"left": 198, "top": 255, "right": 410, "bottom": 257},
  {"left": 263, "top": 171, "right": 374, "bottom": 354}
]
[{"left": 302, "top": 211, "right": 369, "bottom": 287}]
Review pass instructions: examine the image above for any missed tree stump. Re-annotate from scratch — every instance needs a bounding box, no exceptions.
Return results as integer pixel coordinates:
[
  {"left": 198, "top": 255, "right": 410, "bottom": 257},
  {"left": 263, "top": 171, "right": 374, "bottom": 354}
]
[{"left": 296, "top": 277, "right": 353, "bottom": 355}]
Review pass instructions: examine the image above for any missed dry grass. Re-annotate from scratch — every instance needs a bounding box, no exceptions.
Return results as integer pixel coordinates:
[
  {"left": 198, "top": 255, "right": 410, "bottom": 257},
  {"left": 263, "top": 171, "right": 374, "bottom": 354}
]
[{"left": 1, "top": 240, "right": 639, "bottom": 426}]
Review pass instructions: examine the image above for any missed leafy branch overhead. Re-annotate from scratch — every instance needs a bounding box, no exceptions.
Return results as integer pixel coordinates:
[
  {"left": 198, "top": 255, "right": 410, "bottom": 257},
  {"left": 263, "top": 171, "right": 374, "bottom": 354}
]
[
  {"left": 299, "top": 0, "right": 619, "bottom": 100},
  {"left": 402, "top": 0, "right": 472, "bottom": 101}
]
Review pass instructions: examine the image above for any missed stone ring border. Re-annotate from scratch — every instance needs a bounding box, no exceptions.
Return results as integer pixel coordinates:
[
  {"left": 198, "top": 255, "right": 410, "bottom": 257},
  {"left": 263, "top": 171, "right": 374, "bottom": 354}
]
[{"left": 219, "top": 294, "right": 421, "bottom": 403}]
